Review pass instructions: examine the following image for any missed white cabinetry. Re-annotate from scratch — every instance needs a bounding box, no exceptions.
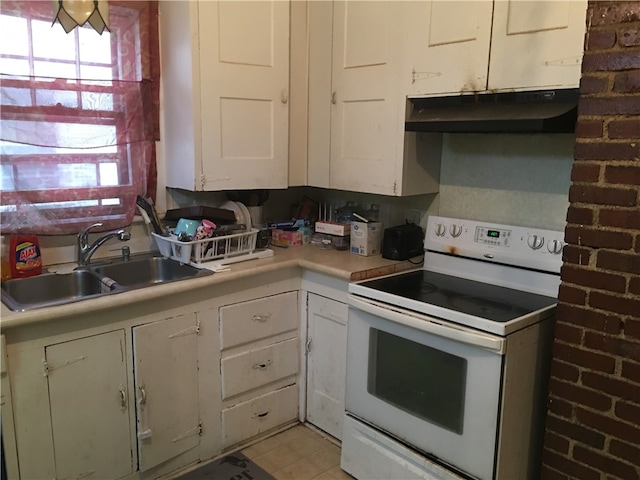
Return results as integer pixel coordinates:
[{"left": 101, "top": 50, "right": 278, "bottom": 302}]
[
  {"left": 306, "top": 293, "right": 348, "bottom": 440},
  {"left": 160, "top": 0, "right": 290, "bottom": 191},
  {"left": 307, "top": 1, "right": 441, "bottom": 196},
  {"left": 133, "top": 314, "right": 202, "bottom": 472},
  {"left": 219, "top": 291, "right": 300, "bottom": 449},
  {"left": 403, "top": 0, "right": 586, "bottom": 96},
  {"left": 45, "top": 330, "right": 135, "bottom": 480}
]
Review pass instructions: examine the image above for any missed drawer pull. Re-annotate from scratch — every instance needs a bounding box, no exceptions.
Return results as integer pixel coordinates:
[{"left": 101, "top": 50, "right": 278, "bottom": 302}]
[
  {"left": 252, "top": 359, "right": 272, "bottom": 370},
  {"left": 253, "top": 410, "right": 270, "bottom": 419},
  {"left": 252, "top": 313, "right": 272, "bottom": 323}
]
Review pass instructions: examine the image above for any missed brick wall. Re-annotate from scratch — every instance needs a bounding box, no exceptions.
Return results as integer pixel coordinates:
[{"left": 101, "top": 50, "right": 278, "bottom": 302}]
[{"left": 542, "top": 2, "right": 640, "bottom": 479}]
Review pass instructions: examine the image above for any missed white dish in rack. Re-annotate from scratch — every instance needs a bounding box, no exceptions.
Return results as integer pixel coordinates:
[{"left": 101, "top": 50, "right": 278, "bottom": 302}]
[{"left": 236, "top": 201, "right": 252, "bottom": 230}]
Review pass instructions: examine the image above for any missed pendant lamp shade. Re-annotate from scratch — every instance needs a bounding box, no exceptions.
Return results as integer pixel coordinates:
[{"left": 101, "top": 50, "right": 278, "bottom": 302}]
[{"left": 53, "top": 0, "right": 110, "bottom": 34}]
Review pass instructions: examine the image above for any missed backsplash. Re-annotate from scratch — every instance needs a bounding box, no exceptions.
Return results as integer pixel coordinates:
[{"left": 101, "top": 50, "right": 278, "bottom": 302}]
[{"left": 437, "top": 133, "right": 575, "bottom": 231}]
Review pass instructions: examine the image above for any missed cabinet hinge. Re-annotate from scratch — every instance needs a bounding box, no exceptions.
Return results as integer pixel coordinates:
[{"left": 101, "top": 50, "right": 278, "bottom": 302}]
[
  {"left": 42, "top": 358, "right": 49, "bottom": 377},
  {"left": 393, "top": 181, "right": 398, "bottom": 195},
  {"left": 199, "top": 173, "right": 206, "bottom": 189},
  {"left": 168, "top": 321, "right": 200, "bottom": 339}
]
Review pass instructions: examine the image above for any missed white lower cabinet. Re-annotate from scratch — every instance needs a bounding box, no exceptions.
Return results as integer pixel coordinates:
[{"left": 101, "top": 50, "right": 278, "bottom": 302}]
[
  {"left": 45, "top": 330, "right": 136, "bottom": 480},
  {"left": 305, "top": 292, "right": 348, "bottom": 440},
  {"left": 219, "top": 291, "right": 300, "bottom": 449},
  {"left": 133, "top": 314, "right": 201, "bottom": 472}
]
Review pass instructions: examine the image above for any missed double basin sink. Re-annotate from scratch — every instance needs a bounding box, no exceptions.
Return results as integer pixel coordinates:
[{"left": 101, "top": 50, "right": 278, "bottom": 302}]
[{"left": 1, "top": 255, "right": 213, "bottom": 311}]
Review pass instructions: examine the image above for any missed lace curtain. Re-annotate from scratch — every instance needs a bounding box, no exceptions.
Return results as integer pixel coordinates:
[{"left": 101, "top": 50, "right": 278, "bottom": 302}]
[{"left": 0, "top": 1, "right": 160, "bottom": 235}]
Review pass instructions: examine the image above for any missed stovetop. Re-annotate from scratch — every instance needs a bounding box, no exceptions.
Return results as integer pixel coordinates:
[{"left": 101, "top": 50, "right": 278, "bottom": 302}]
[{"left": 355, "top": 269, "right": 556, "bottom": 324}]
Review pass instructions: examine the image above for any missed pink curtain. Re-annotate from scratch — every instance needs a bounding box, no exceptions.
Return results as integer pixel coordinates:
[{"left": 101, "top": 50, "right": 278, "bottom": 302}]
[{"left": 0, "top": 1, "right": 160, "bottom": 235}]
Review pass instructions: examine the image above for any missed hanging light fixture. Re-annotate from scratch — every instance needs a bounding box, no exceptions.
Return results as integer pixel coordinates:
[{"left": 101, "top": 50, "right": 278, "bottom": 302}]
[{"left": 53, "top": 0, "right": 110, "bottom": 35}]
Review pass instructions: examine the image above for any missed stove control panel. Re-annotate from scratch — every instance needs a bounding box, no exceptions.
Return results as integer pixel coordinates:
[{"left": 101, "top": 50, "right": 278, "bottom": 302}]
[{"left": 425, "top": 215, "right": 565, "bottom": 273}]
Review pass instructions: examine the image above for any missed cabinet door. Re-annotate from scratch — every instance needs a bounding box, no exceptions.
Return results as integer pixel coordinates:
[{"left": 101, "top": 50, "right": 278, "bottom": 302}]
[
  {"left": 330, "top": 1, "right": 405, "bottom": 196},
  {"left": 403, "top": 1, "right": 493, "bottom": 96},
  {"left": 488, "top": 0, "right": 587, "bottom": 90},
  {"left": 45, "top": 330, "right": 135, "bottom": 480},
  {"left": 133, "top": 314, "right": 200, "bottom": 472},
  {"left": 306, "top": 293, "right": 348, "bottom": 440},
  {"left": 198, "top": 0, "right": 290, "bottom": 190}
]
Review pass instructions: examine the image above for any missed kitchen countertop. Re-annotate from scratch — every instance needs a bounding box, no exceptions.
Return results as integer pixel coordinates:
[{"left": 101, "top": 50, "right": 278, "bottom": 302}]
[{"left": 0, "top": 245, "right": 422, "bottom": 329}]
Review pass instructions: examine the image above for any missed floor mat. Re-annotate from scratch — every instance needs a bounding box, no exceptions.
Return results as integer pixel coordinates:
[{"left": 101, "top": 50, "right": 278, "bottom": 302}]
[{"left": 175, "top": 452, "right": 274, "bottom": 480}]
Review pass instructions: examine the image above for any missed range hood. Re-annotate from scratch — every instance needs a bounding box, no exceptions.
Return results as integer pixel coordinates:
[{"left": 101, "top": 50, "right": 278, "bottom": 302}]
[{"left": 405, "top": 89, "right": 579, "bottom": 134}]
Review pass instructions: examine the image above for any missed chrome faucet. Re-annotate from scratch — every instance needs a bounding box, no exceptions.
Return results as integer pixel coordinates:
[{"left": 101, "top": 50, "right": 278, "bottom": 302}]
[{"left": 77, "top": 223, "right": 131, "bottom": 266}]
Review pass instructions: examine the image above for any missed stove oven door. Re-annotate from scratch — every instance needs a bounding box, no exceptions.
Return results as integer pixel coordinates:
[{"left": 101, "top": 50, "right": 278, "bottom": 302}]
[{"left": 345, "top": 295, "right": 506, "bottom": 480}]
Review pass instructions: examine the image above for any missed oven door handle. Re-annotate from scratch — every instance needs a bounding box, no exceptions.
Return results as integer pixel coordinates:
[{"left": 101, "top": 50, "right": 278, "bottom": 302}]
[{"left": 348, "top": 295, "right": 506, "bottom": 354}]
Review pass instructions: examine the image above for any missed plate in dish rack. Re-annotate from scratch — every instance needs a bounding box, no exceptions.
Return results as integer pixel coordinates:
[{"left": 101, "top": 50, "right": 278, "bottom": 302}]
[
  {"left": 236, "top": 201, "right": 252, "bottom": 230},
  {"left": 220, "top": 201, "right": 243, "bottom": 226}
]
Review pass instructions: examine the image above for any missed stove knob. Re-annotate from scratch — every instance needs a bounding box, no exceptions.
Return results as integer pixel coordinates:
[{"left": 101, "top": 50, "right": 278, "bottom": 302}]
[
  {"left": 527, "top": 234, "right": 544, "bottom": 250},
  {"left": 435, "top": 223, "right": 446, "bottom": 237},
  {"left": 547, "top": 239, "right": 564, "bottom": 254},
  {"left": 449, "top": 224, "right": 463, "bottom": 237}
]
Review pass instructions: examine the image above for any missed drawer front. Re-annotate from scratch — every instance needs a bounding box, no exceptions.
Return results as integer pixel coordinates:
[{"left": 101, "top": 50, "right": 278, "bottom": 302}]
[
  {"left": 221, "top": 337, "right": 299, "bottom": 400},
  {"left": 220, "top": 291, "right": 298, "bottom": 350},
  {"left": 222, "top": 384, "right": 299, "bottom": 449}
]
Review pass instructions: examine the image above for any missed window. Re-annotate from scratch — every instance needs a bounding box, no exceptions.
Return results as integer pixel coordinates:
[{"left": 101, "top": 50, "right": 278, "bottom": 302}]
[{"left": 0, "top": 1, "right": 159, "bottom": 235}]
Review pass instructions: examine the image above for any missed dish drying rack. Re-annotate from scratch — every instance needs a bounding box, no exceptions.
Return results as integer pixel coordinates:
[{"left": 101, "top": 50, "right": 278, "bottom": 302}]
[{"left": 152, "top": 229, "right": 271, "bottom": 267}]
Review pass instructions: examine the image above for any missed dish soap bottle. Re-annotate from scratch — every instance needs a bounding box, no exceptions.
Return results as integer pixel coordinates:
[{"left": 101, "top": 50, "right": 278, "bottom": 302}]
[{"left": 9, "top": 235, "right": 42, "bottom": 278}]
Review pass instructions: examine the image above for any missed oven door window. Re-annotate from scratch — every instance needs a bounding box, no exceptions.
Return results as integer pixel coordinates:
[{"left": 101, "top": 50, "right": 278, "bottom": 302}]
[{"left": 368, "top": 329, "right": 466, "bottom": 434}]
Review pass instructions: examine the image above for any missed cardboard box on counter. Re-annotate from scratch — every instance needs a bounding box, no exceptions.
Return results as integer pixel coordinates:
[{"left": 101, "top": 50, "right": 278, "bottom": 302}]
[
  {"left": 315, "top": 221, "right": 350, "bottom": 236},
  {"left": 271, "top": 227, "right": 312, "bottom": 248},
  {"left": 350, "top": 221, "right": 383, "bottom": 256}
]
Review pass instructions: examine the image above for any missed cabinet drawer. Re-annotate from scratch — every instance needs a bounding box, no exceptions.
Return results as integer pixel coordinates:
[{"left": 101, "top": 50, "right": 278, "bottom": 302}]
[
  {"left": 221, "top": 338, "right": 299, "bottom": 400},
  {"left": 220, "top": 291, "right": 298, "bottom": 350},
  {"left": 222, "top": 384, "right": 298, "bottom": 449}
]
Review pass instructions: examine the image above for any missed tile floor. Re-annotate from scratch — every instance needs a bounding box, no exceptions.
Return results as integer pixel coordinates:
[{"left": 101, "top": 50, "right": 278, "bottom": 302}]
[{"left": 241, "top": 424, "right": 354, "bottom": 480}]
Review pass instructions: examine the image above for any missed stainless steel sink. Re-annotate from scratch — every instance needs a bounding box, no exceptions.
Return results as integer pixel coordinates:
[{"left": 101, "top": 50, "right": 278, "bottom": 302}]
[
  {"left": 91, "top": 256, "right": 211, "bottom": 288},
  {"left": 1, "top": 255, "right": 213, "bottom": 311},
  {"left": 1, "top": 270, "right": 124, "bottom": 311}
]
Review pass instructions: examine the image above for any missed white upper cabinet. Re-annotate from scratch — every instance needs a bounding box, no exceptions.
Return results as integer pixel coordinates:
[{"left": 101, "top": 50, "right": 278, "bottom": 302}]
[
  {"left": 160, "top": 1, "right": 290, "bottom": 191},
  {"left": 308, "top": 1, "right": 441, "bottom": 196},
  {"left": 403, "top": 1, "right": 494, "bottom": 96},
  {"left": 488, "top": 1, "right": 587, "bottom": 90},
  {"left": 402, "top": 0, "right": 586, "bottom": 96}
]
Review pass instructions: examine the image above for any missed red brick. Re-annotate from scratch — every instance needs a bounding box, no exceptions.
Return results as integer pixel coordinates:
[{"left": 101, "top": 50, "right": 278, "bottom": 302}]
[
  {"left": 608, "top": 119, "right": 640, "bottom": 138},
  {"left": 542, "top": 450, "right": 600, "bottom": 480},
  {"left": 574, "top": 141, "right": 640, "bottom": 161},
  {"left": 621, "top": 360, "right": 640, "bottom": 382},
  {"left": 576, "top": 407, "right": 640, "bottom": 444},
  {"left": 597, "top": 250, "right": 640, "bottom": 274},
  {"left": 569, "top": 184, "right": 637, "bottom": 206},
  {"left": 550, "top": 358, "right": 581, "bottom": 382},
  {"left": 573, "top": 445, "right": 640, "bottom": 480},
  {"left": 587, "top": 29, "right": 617, "bottom": 50},
  {"left": 584, "top": 331, "right": 640, "bottom": 361},
  {"left": 566, "top": 206, "right": 595, "bottom": 226},
  {"left": 610, "top": 439, "right": 640, "bottom": 467},
  {"left": 599, "top": 209, "right": 640, "bottom": 230},
  {"left": 540, "top": 464, "right": 570, "bottom": 480},
  {"left": 619, "top": 26, "right": 640, "bottom": 47},
  {"left": 552, "top": 342, "right": 616, "bottom": 372},
  {"left": 562, "top": 265, "right": 627, "bottom": 292},
  {"left": 614, "top": 70, "right": 640, "bottom": 93},
  {"left": 554, "top": 318, "right": 585, "bottom": 342},
  {"left": 562, "top": 245, "right": 592, "bottom": 266},
  {"left": 557, "top": 284, "right": 588, "bottom": 306},
  {"left": 547, "top": 393, "right": 575, "bottom": 418},
  {"left": 582, "top": 51, "right": 640, "bottom": 72},
  {"left": 580, "top": 75, "right": 610, "bottom": 94},
  {"left": 571, "top": 162, "right": 601, "bottom": 183},
  {"left": 630, "top": 277, "right": 640, "bottom": 295},
  {"left": 545, "top": 431, "right": 571, "bottom": 455},
  {"left": 604, "top": 165, "right": 640, "bottom": 185},
  {"left": 590, "top": 291, "right": 640, "bottom": 316},
  {"left": 578, "top": 96, "right": 640, "bottom": 116},
  {"left": 625, "top": 318, "right": 640, "bottom": 340},
  {"left": 590, "top": 3, "right": 640, "bottom": 26},
  {"left": 545, "top": 414, "right": 607, "bottom": 450},
  {"left": 576, "top": 119, "right": 605, "bottom": 138},
  {"left": 556, "top": 303, "right": 623, "bottom": 333},
  {"left": 565, "top": 225, "right": 634, "bottom": 249},
  {"left": 549, "top": 377, "right": 614, "bottom": 411},
  {"left": 615, "top": 400, "right": 640, "bottom": 424},
  {"left": 582, "top": 371, "right": 640, "bottom": 404}
]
